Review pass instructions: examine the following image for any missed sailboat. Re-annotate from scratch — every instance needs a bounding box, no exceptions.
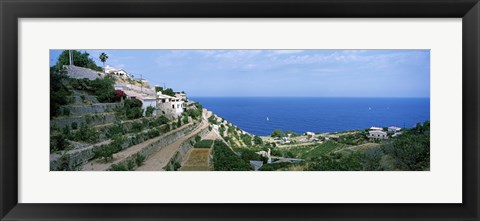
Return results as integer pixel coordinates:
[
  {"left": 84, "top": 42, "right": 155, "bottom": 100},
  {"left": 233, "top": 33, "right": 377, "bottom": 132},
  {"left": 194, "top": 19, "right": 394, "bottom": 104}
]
[{"left": 267, "top": 117, "right": 269, "bottom": 121}]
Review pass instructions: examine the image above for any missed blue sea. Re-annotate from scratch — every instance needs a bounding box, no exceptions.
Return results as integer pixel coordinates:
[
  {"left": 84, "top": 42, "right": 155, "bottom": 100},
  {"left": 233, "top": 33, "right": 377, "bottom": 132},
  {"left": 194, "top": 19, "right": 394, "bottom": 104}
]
[{"left": 191, "top": 97, "right": 430, "bottom": 136}]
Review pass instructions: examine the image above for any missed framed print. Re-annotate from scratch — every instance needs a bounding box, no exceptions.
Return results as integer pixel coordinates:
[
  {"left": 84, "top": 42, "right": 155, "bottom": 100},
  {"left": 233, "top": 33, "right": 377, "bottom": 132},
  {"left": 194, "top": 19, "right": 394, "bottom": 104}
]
[{"left": 1, "top": 0, "right": 479, "bottom": 221}]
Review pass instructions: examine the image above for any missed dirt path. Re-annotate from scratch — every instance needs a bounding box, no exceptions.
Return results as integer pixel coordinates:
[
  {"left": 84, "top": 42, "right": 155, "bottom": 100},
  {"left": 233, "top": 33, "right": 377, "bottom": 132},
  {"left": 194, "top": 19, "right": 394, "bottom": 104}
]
[
  {"left": 81, "top": 122, "right": 194, "bottom": 171},
  {"left": 135, "top": 120, "right": 208, "bottom": 171}
]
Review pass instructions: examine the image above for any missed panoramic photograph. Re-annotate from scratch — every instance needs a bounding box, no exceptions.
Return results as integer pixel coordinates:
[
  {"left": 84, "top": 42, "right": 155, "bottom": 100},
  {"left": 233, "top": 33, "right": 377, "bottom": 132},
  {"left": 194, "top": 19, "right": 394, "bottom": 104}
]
[{"left": 49, "top": 49, "right": 430, "bottom": 171}]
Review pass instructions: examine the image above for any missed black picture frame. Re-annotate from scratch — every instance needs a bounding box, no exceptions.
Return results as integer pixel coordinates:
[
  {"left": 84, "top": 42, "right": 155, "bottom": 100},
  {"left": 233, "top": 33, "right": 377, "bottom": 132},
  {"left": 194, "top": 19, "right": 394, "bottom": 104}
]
[{"left": 1, "top": 0, "right": 479, "bottom": 220}]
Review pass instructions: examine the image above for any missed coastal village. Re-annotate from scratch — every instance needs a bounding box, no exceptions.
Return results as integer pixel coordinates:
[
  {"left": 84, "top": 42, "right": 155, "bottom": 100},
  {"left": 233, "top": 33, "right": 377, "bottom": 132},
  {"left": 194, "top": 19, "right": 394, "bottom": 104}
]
[{"left": 50, "top": 51, "right": 430, "bottom": 171}]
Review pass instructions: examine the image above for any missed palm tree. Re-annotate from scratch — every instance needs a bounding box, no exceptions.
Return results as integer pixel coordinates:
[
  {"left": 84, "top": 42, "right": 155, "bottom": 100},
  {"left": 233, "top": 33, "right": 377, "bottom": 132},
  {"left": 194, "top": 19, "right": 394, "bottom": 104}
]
[{"left": 99, "top": 52, "right": 109, "bottom": 74}]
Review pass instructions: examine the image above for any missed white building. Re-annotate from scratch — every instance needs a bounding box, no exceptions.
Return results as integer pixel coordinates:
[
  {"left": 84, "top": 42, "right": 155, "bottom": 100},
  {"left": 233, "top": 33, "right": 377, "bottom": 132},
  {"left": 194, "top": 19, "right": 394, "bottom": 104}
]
[
  {"left": 367, "top": 130, "right": 388, "bottom": 139},
  {"left": 388, "top": 126, "right": 402, "bottom": 134},
  {"left": 104, "top": 66, "right": 131, "bottom": 79},
  {"left": 175, "top": 92, "right": 187, "bottom": 101},
  {"left": 370, "top": 126, "right": 384, "bottom": 131},
  {"left": 157, "top": 92, "right": 185, "bottom": 117},
  {"left": 141, "top": 97, "right": 157, "bottom": 116},
  {"left": 305, "top": 132, "right": 315, "bottom": 139}
]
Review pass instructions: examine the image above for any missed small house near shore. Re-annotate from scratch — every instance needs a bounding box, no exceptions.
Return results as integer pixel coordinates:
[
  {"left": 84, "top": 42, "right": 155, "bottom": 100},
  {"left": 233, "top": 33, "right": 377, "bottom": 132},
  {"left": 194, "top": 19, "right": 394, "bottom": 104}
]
[
  {"left": 368, "top": 130, "right": 388, "bottom": 139},
  {"left": 388, "top": 126, "right": 402, "bottom": 134}
]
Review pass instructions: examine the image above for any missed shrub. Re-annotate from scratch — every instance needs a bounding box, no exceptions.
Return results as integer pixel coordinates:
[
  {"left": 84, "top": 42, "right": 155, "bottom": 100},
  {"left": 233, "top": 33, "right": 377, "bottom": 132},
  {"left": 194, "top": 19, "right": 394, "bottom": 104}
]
[
  {"left": 131, "top": 122, "right": 144, "bottom": 133},
  {"left": 271, "top": 129, "right": 284, "bottom": 138},
  {"left": 253, "top": 136, "right": 263, "bottom": 145},
  {"left": 147, "top": 128, "right": 160, "bottom": 138},
  {"left": 71, "top": 122, "right": 78, "bottom": 130},
  {"left": 116, "top": 98, "right": 144, "bottom": 120},
  {"left": 208, "top": 115, "right": 217, "bottom": 124},
  {"left": 194, "top": 139, "right": 214, "bottom": 148},
  {"left": 259, "top": 162, "right": 293, "bottom": 171},
  {"left": 107, "top": 123, "right": 125, "bottom": 138},
  {"left": 213, "top": 140, "right": 251, "bottom": 171},
  {"left": 307, "top": 153, "right": 363, "bottom": 171},
  {"left": 145, "top": 106, "right": 155, "bottom": 117},
  {"left": 240, "top": 134, "right": 252, "bottom": 146},
  {"left": 126, "top": 107, "right": 143, "bottom": 120},
  {"left": 110, "top": 163, "right": 128, "bottom": 171},
  {"left": 173, "top": 162, "right": 181, "bottom": 171},
  {"left": 50, "top": 133, "right": 71, "bottom": 152},
  {"left": 62, "top": 107, "right": 71, "bottom": 116},
  {"left": 72, "top": 123, "right": 98, "bottom": 143},
  {"left": 150, "top": 115, "right": 170, "bottom": 127},
  {"left": 176, "top": 118, "right": 182, "bottom": 127},
  {"left": 183, "top": 115, "right": 189, "bottom": 124},
  {"left": 90, "top": 76, "right": 116, "bottom": 103},
  {"left": 114, "top": 90, "right": 126, "bottom": 102},
  {"left": 135, "top": 153, "right": 146, "bottom": 166},
  {"left": 127, "top": 159, "right": 136, "bottom": 170}
]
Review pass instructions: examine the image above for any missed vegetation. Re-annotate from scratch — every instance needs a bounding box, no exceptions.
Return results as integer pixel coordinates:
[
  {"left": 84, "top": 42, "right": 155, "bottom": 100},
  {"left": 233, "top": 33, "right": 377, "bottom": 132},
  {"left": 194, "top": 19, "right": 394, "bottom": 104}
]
[
  {"left": 115, "top": 98, "right": 143, "bottom": 120},
  {"left": 380, "top": 121, "right": 430, "bottom": 170},
  {"left": 71, "top": 123, "right": 99, "bottom": 143},
  {"left": 253, "top": 136, "right": 263, "bottom": 145},
  {"left": 145, "top": 106, "right": 155, "bottom": 117},
  {"left": 54, "top": 50, "right": 103, "bottom": 71},
  {"left": 213, "top": 140, "right": 251, "bottom": 171},
  {"left": 159, "top": 88, "right": 176, "bottom": 96},
  {"left": 285, "top": 130, "right": 300, "bottom": 137},
  {"left": 50, "top": 133, "right": 71, "bottom": 152},
  {"left": 240, "top": 134, "right": 252, "bottom": 145},
  {"left": 99, "top": 52, "right": 109, "bottom": 73},
  {"left": 50, "top": 67, "right": 72, "bottom": 118},
  {"left": 94, "top": 135, "right": 126, "bottom": 162},
  {"left": 271, "top": 129, "right": 284, "bottom": 138},
  {"left": 304, "top": 121, "right": 430, "bottom": 171},
  {"left": 184, "top": 103, "right": 203, "bottom": 120},
  {"left": 194, "top": 139, "right": 214, "bottom": 148},
  {"left": 70, "top": 75, "right": 117, "bottom": 103},
  {"left": 259, "top": 162, "right": 297, "bottom": 171},
  {"left": 208, "top": 115, "right": 217, "bottom": 124}
]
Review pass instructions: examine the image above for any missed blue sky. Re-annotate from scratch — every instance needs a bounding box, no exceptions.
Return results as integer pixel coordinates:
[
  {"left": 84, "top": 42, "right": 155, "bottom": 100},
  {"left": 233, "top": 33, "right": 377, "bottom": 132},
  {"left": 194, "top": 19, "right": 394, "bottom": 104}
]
[{"left": 50, "top": 49, "right": 430, "bottom": 98}]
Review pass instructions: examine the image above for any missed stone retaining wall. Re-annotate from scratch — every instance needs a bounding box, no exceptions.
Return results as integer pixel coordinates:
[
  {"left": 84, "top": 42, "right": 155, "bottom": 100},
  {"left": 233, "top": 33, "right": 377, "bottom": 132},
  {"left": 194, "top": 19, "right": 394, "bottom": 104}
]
[
  {"left": 51, "top": 112, "right": 117, "bottom": 129},
  {"left": 67, "top": 103, "right": 118, "bottom": 116},
  {"left": 103, "top": 123, "right": 199, "bottom": 171},
  {"left": 50, "top": 123, "right": 180, "bottom": 171}
]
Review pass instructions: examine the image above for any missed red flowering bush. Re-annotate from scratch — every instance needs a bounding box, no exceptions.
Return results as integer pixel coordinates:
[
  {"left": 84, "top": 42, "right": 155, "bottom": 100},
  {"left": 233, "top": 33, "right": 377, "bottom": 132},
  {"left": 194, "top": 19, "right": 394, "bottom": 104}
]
[{"left": 114, "top": 90, "right": 126, "bottom": 102}]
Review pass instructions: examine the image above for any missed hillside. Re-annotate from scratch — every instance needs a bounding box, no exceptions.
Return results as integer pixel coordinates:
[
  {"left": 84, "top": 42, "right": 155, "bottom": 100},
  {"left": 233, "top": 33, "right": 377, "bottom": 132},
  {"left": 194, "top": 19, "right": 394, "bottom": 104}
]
[{"left": 50, "top": 64, "right": 430, "bottom": 171}]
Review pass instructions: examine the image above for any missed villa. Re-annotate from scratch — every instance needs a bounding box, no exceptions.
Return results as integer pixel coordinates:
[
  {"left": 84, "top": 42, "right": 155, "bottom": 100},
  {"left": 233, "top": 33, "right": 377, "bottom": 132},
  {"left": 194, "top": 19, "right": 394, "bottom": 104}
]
[
  {"left": 105, "top": 66, "right": 132, "bottom": 79},
  {"left": 175, "top": 91, "right": 187, "bottom": 101},
  {"left": 388, "top": 126, "right": 402, "bottom": 134},
  {"left": 157, "top": 92, "right": 185, "bottom": 117},
  {"left": 367, "top": 130, "right": 388, "bottom": 139}
]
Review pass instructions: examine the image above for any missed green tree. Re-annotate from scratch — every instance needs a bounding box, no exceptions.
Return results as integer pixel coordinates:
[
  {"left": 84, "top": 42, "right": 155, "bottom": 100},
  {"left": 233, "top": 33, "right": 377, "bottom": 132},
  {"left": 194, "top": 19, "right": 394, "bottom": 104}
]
[
  {"left": 55, "top": 50, "right": 102, "bottom": 71},
  {"left": 50, "top": 67, "right": 72, "bottom": 118},
  {"left": 99, "top": 52, "right": 109, "bottom": 73},
  {"left": 271, "top": 129, "right": 284, "bottom": 138},
  {"left": 162, "top": 88, "right": 176, "bottom": 96},
  {"left": 253, "top": 136, "right": 263, "bottom": 145}
]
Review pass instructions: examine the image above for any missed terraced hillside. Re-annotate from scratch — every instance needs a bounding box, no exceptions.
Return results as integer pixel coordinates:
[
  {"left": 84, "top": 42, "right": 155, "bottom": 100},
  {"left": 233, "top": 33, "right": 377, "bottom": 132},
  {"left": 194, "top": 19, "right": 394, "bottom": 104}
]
[{"left": 49, "top": 65, "right": 212, "bottom": 171}]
